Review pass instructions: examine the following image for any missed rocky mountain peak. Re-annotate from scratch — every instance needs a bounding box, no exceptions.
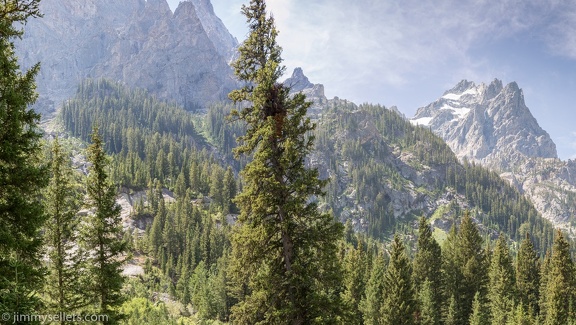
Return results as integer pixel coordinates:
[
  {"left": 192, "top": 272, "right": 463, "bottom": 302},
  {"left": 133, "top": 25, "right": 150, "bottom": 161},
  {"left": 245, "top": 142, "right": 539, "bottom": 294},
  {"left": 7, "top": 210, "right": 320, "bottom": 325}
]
[
  {"left": 145, "top": 0, "right": 171, "bottom": 15},
  {"left": 17, "top": 0, "right": 238, "bottom": 116},
  {"left": 284, "top": 67, "right": 314, "bottom": 92},
  {"left": 411, "top": 79, "right": 557, "bottom": 170},
  {"left": 443, "top": 79, "right": 476, "bottom": 96}
]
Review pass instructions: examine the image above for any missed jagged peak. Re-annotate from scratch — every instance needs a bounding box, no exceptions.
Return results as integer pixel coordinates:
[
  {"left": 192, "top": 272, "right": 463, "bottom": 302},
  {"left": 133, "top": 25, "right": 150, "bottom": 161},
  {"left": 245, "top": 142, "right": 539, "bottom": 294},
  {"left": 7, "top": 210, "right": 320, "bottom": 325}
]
[
  {"left": 145, "top": 0, "right": 171, "bottom": 14},
  {"left": 284, "top": 67, "right": 314, "bottom": 92},
  {"left": 443, "top": 79, "right": 476, "bottom": 96},
  {"left": 174, "top": 0, "right": 198, "bottom": 17}
]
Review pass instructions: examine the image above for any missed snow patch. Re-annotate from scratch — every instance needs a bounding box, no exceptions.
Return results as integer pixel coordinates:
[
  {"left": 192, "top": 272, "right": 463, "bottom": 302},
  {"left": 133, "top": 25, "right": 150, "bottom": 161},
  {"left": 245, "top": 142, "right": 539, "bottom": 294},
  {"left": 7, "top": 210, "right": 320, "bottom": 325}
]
[
  {"left": 410, "top": 117, "right": 433, "bottom": 126},
  {"left": 440, "top": 104, "right": 470, "bottom": 119}
]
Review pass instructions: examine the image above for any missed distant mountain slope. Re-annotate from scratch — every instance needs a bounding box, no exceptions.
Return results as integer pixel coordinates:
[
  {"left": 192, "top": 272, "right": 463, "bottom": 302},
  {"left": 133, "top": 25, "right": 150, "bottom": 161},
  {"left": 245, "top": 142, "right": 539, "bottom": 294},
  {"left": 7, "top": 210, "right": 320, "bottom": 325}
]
[
  {"left": 17, "top": 0, "right": 238, "bottom": 116},
  {"left": 411, "top": 79, "right": 557, "bottom": 170},
  {"left": 412, "top": 80, "right": 576, "bottom": 228}
]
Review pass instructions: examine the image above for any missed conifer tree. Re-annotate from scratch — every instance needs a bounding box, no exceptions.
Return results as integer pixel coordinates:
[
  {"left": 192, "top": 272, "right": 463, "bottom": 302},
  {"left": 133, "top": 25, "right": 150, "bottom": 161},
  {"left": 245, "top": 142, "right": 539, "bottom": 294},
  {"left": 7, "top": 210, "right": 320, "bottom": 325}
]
[
  {"left": 227, "top": 0, "right": 344, "bottom": 323},
  {"left": 418, "top": 280, "right": 441, "bottom": 325},
  {"left": 43, "top": 138, "right": 85, "bottom": 316},
  {"left": 341, "top": 239, "right": 367, "bottom": 324},
  {"left": 457, "top": 211, "right": 488, "bottom": 322},
  {"left": 83, "top": 128, "right": 127, "bottom": 324},
  {"left": 413, "top": 216, "right": 442, "bottom": 323},
  {"left": 361, "top": 254, "right": 386, "bottom": 325},
  {"left": 469, "top": 292, "right": 489, "bottom": 325},
  {"left": 542, "top": 230, "right": 574, "bottom": 325},
  {"left": 488, "top": 234, "right": 516, "bottom": 325},
  {"left": 442, "top": 224, "right": 462, "bottom": 322},
  {"left": 0, "top": 0, "right": 47, "bottom": 317},
  {"left": 538, "top": 251, "right": 551, "bottom": 322},
  {"left": 516, "top": 232, "right": 540, "bottom": 316},
  {"left": 380, "top": 235, "right": 416, "bottom": 325}
]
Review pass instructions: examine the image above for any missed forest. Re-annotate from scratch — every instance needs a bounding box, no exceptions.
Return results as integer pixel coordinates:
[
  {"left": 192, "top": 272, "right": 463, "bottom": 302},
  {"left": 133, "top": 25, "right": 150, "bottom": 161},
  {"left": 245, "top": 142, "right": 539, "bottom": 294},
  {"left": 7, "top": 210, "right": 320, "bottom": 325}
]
[{"left": 1, "top": 0, "right": 576, "bottom": 324}]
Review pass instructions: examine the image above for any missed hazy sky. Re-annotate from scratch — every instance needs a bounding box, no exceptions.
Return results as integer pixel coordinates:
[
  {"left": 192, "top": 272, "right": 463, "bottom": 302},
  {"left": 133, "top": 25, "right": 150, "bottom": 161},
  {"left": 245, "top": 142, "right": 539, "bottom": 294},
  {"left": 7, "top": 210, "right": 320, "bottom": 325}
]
[{"left": 167, "top": 0, "right": 576, "bottom": 160}]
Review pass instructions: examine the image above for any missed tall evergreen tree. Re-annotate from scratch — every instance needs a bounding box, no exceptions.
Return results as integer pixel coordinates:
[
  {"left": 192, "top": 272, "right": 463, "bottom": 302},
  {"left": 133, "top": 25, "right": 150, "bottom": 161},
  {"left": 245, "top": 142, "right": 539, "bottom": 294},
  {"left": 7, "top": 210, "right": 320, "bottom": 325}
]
[
  {"left": 457, "top": 211, "right": 488, "bottom": 323},
  {"left": 516, "top": 232, "right": 540, "bottom": 316},
  {"left": 380, "top": 234, "right": 416, "bottom": 325},
  {"left": 341, "top": 239, "right": 367, "bottom": 324},
  {"left": 542, "top": 230, "right": 575, "bottom": 325},
  {"left": 413, "top": 216, "right": 442, "bottom": 324},
  {"left": 488, "top": 234, "right": 516, "bottom": 325},
  {"left": 418, "top": 280, "right": 441, "bottom": 325},
  {"left": 82, "top": 128, "right": 127, "bottom": 324},
  {"left": 0, "top": 0, "right": 47, "bottom": 317},
  {"left": 442, "top": 224, "right": 463, "bottom": 323},
  {"left": 361, "top": 254, "right": 386, "bottom": 325},
  {"left": 43, "top": 138, "right": 85, "bottom": 317},
  {"left": 227, "top": 1, "right": 344, "bottom": 323},
  {"left": 469, "top": 292, "right": 489, "bottom": 325}
]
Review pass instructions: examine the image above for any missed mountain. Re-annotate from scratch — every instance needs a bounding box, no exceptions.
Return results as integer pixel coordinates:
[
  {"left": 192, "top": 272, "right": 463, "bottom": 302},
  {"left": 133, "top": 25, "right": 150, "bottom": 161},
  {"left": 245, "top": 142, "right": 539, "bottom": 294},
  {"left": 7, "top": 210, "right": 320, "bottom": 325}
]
[
  {"left": 412, "top": 80, "right": 576, "bottom": 228},
  {"left": 411, "top": 79, "right": 557, "bottom": 170},
  {"left": 16, "top": 0, "right": 238, "bottom": 117}
]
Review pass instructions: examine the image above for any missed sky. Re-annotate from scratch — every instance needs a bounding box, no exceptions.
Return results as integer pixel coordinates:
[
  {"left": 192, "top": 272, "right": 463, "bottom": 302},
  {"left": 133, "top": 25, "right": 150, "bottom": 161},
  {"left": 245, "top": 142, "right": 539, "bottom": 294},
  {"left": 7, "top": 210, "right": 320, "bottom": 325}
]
[{"left": 167, "top": 0, "right": 576, "bottom": 160}]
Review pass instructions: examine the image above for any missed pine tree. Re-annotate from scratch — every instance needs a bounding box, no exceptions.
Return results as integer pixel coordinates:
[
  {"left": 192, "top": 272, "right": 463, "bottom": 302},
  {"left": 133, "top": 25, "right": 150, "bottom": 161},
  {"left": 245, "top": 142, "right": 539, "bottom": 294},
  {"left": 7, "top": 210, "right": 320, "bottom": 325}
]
[
  {"left": 488, "top": 234, "right": 516, "bottom": 325},
  {"left": 341, "top": 240, "right": 367, "bottom": 324},
  {"left": 361, "top": 254, "right": 386, "bottom": 325},
  {"left": 82, "top": 128, "right": 127, "bottom": 324},
  {"left": 227, "top": 1, "right": 344, "bottom": 323},
  {"left": 457, "top": 211, "right": 488, "bottom": 323},
  {"left": 419, "top": 280, "right": 441, "bottom": 325},
  {"left": 0, "top": 0, "right": 47, "bottom": 317},
  {"left": 516, "top": 232, "right": 540, "bottom": 316},
  {"left": 469, "top": 292, "right": 489, "bottom": 325},
  {"left": 442, "top": 224, "right": 462, "bottom": 322},
  {"left": 43, "top": 138, "right": 86, "bottom": 316},
  {"left": 413, "top": 216, "right": 442, "bottom": 324},
  {"left": 542, "top": 230, "right": 574, "bottom": 325},
  {"left": 380, "top": 235, "right": 416, "bottom": 325}
]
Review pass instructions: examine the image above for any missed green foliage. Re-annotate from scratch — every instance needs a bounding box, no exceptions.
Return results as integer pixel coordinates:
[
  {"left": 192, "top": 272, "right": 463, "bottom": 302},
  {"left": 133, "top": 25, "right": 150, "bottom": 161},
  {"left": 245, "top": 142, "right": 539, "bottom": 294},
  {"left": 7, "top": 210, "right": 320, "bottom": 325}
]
[
  {"left": 42, "top": 138, "right": 86, "bottom": 313},
  {"left": 542, "top": 230, "right": 575, "bottom": 325},
  {"left": 380, "top": 235, "right": 416, "bottom": 325},
  {"left": 469, "top": 291, "right": 489, "bottom": 325},
  {"left": 82, "top": 128, "right": 128, "bottom": 324},
  {"left": 488, "top": 234, "right": 516, "bottom": 324},
  {"left": 516, "top": 232, "right": 540, "bottom": 316},
  {"left": 227, "top": 1, "right": 345, "bottom": 323},
  {"left": 413, "top": 216, "right": 442, "bottom": 324},
  {"left": 60, "top": 79, "right": 206, "bottom": 190},
  {"left": 0, "top": 0, "right": 48, "bottom": 316}
]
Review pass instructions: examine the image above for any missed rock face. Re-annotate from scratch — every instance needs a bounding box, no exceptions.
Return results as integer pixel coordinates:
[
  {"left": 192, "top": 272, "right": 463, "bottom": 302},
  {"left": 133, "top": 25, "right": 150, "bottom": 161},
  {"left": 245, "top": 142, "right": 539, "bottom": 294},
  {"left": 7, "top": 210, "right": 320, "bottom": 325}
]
[
  {"left": 16, "top": 0, "right": 238, "bottom": 116},
  {"left": 283, "top": 68, "right": 328, "bottom": 117},
  {"left": 411, "top": 79, "right": 576, "bottom": 228},
  {"left": 411, "top": 79, "right": 557, "bottom": 170}
]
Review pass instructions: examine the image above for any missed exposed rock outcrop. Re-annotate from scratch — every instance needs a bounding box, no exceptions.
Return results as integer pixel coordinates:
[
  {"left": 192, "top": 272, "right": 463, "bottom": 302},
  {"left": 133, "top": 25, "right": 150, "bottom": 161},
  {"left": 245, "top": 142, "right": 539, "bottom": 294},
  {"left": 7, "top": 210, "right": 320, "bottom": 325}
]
[{"left": 17, "top": 0, "right": 238, "bottom": 117}]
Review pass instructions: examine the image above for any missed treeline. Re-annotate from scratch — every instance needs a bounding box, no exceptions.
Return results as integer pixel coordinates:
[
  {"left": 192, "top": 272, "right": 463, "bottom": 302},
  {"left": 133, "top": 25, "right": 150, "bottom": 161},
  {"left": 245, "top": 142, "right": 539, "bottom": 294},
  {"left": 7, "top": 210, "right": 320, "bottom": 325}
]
[
  {"left": 337, "top": 214, "right": 576, "bottom": 325},
  {"left": 312, "top": 102, "right": 556, "bottom": 252},
  {"left": 60, "top": 80, "right": 236, "bottom": 214}
]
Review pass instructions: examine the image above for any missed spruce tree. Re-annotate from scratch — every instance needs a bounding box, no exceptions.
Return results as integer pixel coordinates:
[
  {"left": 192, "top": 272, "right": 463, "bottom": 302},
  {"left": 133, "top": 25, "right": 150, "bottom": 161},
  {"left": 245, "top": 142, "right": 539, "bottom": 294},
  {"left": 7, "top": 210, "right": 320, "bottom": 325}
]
[
  {"left": 82, "top": 128, "right": 127, "bottom": 324},
  {"left": 488, "top": 234, "right": 516, "bottom": 325},
  {"left": 227, "top": 0, "right": 344, "bottom": 323},
  {"left": 361, "top": 254, "right": 386, "bottom": 325},
  {"left": 542, "top": 230, "right": 574, "bottom": 325},
  {"left": 442, "top": 224, "right": 462, "bottom": 323},
  {"left": 457, "top": 211, "right": 488, "bottom": 323},
  {"left": 418, "top": 280, "right": 441, "bottom": 325},
  {"left": 469, "top": 292, "right": 489, "bottom": 325},
  {"left": 43, "top": 138, "right": 86, "bottom": 316},
  {"left": 341, "top": 240, "right": 367, "bottom": 324},
  {"left": 516, "top": 232, "right": 540, "bottom": 316},
  {"left": 413, "top": 216, "right": 442, "bottom": 324},
  {"left": 380, "top": 234, "right": 416, "bottom": 325},
  {"left": 0, "top": 0, "right": 47, "bottom": 317}
]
